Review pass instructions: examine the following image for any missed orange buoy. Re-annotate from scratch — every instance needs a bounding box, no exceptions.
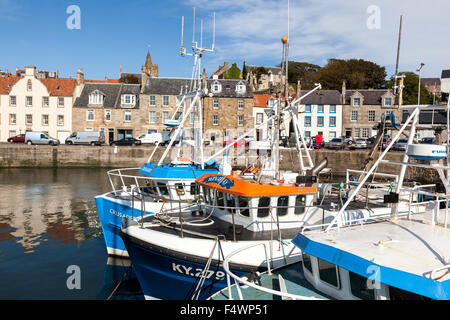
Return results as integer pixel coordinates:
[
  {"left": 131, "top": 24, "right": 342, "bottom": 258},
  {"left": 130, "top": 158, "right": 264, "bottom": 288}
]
[{"left": 281, "top": 36, "right": 288, "bottom": 44}]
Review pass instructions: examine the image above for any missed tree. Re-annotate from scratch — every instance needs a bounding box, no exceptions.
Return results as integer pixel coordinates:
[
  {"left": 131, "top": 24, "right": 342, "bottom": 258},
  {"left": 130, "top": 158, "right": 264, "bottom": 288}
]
[
  {"left": 287, "top": 61, "right": 321, "bottom": 90},
  {"left": 387, "top": 72, "right": 435, "bottom": 105},
  {"left": 317, "top": 59, "right": 387, "bottom": 90},
  {"left": 223, "top": 63, "right": 242, "bottom": 80},
  {"left": 242, "top": 61, "right": 249, "bottom": 80},
  {"left": 119, "top": 74, "right": 140, "bottom": 84}
]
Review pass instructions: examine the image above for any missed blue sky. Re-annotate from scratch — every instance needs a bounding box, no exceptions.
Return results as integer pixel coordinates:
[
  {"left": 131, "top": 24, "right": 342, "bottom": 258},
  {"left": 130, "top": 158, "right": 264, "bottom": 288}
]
[{"left": 1, "top": 0, "right": 449, "bottom": 81}]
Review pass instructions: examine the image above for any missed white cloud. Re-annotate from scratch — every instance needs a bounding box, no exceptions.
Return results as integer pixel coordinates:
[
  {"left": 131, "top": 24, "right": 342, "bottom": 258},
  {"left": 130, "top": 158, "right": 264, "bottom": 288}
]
[{"left": 186, "top": 0, "right": 450, "bottom": 78}]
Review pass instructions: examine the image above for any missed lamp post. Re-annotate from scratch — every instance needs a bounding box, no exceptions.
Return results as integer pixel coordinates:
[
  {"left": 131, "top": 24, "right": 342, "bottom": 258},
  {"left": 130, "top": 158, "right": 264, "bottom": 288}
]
[{"left": 417, "top": 63, "right": 425, "bottom": 105}]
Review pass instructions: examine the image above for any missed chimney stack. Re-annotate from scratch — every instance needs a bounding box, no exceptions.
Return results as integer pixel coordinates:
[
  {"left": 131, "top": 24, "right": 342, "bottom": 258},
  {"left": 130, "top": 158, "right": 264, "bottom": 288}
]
[
  {"left": 76, "top": 68, "right": 84, "bottom": 85},
  {"left": 296, "top": 79, "right": 301, "bottom": 97},
  {"left": 342, "top": 80, "right": 347, "bottom": 104},
  {"left": 202, "top": 68, "right": 207, "bottom": 89}
]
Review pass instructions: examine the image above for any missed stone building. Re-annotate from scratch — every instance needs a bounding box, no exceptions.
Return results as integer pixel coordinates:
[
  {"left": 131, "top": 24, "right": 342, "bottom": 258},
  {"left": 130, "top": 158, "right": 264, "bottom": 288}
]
[
  {"left": 72, "top": 82, "right": 143, "bottom": 143},
  {"left": 341, "top": 81, "right": 399, "bottom": 139},
  {"left": 202, "top": 77, "right": 254, "bottom": 144},
  {"left": 245, "top": 65, "right": 286, "bottom": 93}
]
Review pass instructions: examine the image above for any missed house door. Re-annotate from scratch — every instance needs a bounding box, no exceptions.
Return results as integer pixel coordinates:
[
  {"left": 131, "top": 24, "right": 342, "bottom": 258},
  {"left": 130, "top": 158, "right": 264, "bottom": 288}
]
[{"left": 108, "top": 129, "right": 115, "bottom": 144}]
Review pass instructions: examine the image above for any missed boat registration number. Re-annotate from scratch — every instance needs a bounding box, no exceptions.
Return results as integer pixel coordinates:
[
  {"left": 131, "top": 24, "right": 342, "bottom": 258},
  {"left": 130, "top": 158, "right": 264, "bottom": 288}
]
[{"left": 172, "top": 263, "right": 225, "bottom": 281}]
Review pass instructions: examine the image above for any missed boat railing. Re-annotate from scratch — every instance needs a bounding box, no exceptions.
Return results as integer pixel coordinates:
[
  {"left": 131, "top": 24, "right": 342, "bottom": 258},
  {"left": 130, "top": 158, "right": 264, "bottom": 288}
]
[
  {"left": 221, "top": 242, "right": 326, "bottom": 300},
  {"left": 107, "top": 168, "right": 151, "bottom": 196}
]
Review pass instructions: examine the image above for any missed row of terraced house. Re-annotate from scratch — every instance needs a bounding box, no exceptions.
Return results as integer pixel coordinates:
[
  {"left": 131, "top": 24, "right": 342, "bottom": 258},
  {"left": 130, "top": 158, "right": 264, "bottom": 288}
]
[{"left": 1, "top": 51, "right": 436, "bottom": 145}]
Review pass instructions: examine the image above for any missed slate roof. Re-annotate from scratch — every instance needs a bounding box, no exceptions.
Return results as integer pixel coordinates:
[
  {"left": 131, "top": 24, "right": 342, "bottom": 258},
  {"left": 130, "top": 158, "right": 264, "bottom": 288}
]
[
  {"left": 296, "top": 90, "right": 342, "bottom": 105},
  {"left": 207, "top": 79, "right": 253, "bottom": 98},
  {"left": 344, "top": 89, "right": 398, "bottom": 105},
  {"left": 441, "top": 70, "right": 450, "bottom": 79},
  {"left": 141, "top": 78, "right": 192, "bottom": 96},
  {"left": 73, "top": 83, "right": 140, "bottom": 108},
  {"left": 248, "top": 65, "right": 282, "bottom": 74},
  {"left": 421, "top": 78, "right": 441, "bottom": 86}
]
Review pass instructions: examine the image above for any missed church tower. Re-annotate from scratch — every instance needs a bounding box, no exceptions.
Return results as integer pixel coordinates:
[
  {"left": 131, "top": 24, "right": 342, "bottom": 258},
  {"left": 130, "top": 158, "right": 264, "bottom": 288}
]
[{"left": 142, "top": 49, "right": 159, "bottom": 78}]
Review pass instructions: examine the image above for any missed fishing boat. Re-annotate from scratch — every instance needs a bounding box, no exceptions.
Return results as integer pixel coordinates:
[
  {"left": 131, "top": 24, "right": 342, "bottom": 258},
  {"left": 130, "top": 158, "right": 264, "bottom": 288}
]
[
  {"left": 210, "top": 103, "right": 450, "bottom": 301},
  {"left": 94, "top": 13, "right": 220, "bottom": 257},
  {"left": 119, "top": 36, "right": 426, "bottom": 300}
]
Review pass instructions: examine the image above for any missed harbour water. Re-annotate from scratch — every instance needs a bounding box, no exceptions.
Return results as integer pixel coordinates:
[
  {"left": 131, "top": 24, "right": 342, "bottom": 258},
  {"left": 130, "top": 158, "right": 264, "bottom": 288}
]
[{"left": 0, "top": 168, "right": 143, "bottom": 300}]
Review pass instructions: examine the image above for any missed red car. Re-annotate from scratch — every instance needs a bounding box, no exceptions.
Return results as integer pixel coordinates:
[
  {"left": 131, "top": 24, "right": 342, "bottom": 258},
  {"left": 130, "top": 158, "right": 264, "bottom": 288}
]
[
  {"left": 221, "top": 138, "right": 247, "bottom": 147},
  {"left": 7, "top": 134, "right": 25, "bottom": 143}
]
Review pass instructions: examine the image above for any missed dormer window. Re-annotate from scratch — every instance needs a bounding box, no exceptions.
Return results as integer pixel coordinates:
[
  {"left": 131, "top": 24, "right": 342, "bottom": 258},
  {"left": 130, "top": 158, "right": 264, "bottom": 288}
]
[
  {"left": 352, "top": 97, "right": 361, "bottom": 107},
  {"left": 235, "top": 81, "right": 246, "bottom": 94},
  {"left": 89, "top": 90, "right": 104, "bottom": 105},
  {"left": 121, "top": 94, "right": 136, "bottom": 107},
  {"left": 384, "top": 97, "right": 392, "bottom": 107},
  {"left": 211, "top": 80, "right": 222, "bottom": 94}
]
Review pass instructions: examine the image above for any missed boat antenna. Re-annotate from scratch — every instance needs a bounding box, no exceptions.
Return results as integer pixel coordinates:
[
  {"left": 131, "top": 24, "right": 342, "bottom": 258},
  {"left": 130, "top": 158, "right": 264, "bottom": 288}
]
[{"left": 393, "top": 15, "right": 403, "bottom": 94}]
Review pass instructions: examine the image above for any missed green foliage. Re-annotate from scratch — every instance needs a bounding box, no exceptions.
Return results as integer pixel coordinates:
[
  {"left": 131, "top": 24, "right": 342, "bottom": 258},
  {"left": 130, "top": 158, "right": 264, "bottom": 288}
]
[
  {"left": 119, "top": 74, "right": 140, "bottom": 84},
  {"left": 286, "top": 59, "right": 387, "bottom": 90},
  {"left": 287, "top": 61, "right": 321, "bottom": 90},
  {"left": 317, "top": 59, "right": 387, "bottom": 90},
  {"left": 387, "top": 72, "right": 436, "bottom": 105},
  {"left": 223, "top": 63, "right": 242, "bottom": 80},
  {"left": 242, "top": 61, "right": 249, "bottom": 80},
  {"left": 253, "top": 66, "right": 267, "bottom": 83}
]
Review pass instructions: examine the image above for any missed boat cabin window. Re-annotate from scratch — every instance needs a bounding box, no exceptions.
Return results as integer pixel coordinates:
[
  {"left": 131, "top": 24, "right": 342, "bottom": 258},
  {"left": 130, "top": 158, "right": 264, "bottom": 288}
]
[
  {"left": 203, "top": 187, "right": 211, "bottom": 204},
  {"left": 157, "top": 182, "right": 169, "bottom": 196},
  {"left": 258, "top": 197, "right": 271, "bottom": 218},
  {"left": 302, "top": 252, "right": 313, "bottom": 274},
  {"left": 318, "top": 258, "right": 340, "bottom": 289},
  {"left": 190, "top": 183, "right": 200, "bottom": 195},
  {"left": 144, "top": 181, "right": 157, "bottom": 195},
  {"left": 349, "top": 271, "right": 375, "bottom": 300},
  {"left": 210, "top": 188, "right": 216, "bottom": 206},
  {"left": 217, "top": 192, "right": 225, "bottom": 208},
  {"left": 238, "top": 196, "right": 250, "bottom": 217},
  {"left": 295, "top": 195, "right": 306, "bottom": 215},
  {"left": 277, "top": 196, "right": 289, "bottom": 216},
  {"left": 225, "top": 193, "right": 236, "bottom": 213},
  {"left": 175, "top": 183, "right": 185, "bottom": 196}
]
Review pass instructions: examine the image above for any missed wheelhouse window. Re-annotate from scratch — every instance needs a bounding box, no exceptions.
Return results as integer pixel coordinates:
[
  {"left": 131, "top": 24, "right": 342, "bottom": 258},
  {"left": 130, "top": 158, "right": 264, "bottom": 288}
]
[
  {"left": 175, "top": 183, "right": 185, "bottom": 196},
  {"left": 349, "top": 271, "right": 375, "bottom": 300},
  {"left": 318, "top": 258, "right": 340, "bottom": 289},
  {"left": 302, "top": 252, "right": 313, "bottom": 274},
  {"left": 238, "top": 196, "right": 250, "bottom": 217},
  {"left": 203, "top": 187, "right": 211, "bottom": 205},
  {"left": 157, "top": 182, "right": 169, "bottom": 196},
  {"left": 217, "top": 191, "right": 225, "bottom": 208},
  {"left": 295, "top": 195, "right": 306, "bottom": 214},
  {"left": 257, "top": 197, "right": 271, "bottom": 218},
  {"left": 190, "top": 183, "right": 200, "bottom": 196},
  {"left": 225, "top": 193, "right": 236, "bottom": 213},
  {"left": 277, "top": 196, "right": 289, "bottom": 216}
]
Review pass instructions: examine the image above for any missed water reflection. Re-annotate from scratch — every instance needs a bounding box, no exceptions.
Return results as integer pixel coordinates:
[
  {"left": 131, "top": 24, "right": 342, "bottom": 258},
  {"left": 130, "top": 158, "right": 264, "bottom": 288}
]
[{"left": 0, "top": 168, "right": 107, "bottom": 253}]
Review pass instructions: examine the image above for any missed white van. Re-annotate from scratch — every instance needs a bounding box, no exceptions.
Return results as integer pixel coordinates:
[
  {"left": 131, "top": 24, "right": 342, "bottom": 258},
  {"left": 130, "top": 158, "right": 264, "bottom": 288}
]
[
  {"left": 25, "top": 132, "right": 60, "bottom": 146},
  {"left": 138, "top": 132, "right": 162, "bottom": 145},
  {"left": 65, "top": 131, "right": 105, "bottom": 146}
]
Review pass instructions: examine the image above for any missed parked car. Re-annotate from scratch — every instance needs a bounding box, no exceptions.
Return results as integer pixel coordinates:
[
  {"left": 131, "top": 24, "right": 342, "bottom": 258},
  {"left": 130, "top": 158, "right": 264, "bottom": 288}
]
[
  {"left": 7, "top": 134, "right": 25, "bottom": 143},
  {"left": 328, "top": 138, "right": 346, "bottom": 150},
  {"left": 350, "top": 138, "right": 369, "bottom": 150},
  {"left": 25, "top": 131, "right": 60, "bottom": 146},
  {"left": 222, "top": 138, "right": 247, "bottom": 147},
  {"left": 394, "top": 138, "right": 409, "bottom": 151},
  {"left": 110, "top": 137, "right": 142, "bottom": 146},
  {"left": 366, "top": 136, "right": 377, "bottom": 145},
  {"left": 138, "top": 132, "right": 163, "bottom": 145},
  {"left": 382, "top": 137, "right": 392, "bottom": 150},
  {"left": 310, "top": 138, "right": 325, "bottom": 149},
  {"left": 420, "top": 137, "right": 435, "bottom": 144},
  {"left": 343, "top": 136, "right": 355, "bottom": 146},
  {"left": 65, "top": 131, "right": 105, "bottom": 146}
]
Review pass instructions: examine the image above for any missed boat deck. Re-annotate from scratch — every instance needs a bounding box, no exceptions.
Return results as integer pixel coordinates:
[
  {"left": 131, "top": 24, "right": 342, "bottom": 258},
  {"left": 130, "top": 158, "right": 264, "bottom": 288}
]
[
  {"left": 299, "top": 213, "right": 450, "bottom": 282},
  {"left": 209, "top": 263, "right": 330, "bottom": 300}
]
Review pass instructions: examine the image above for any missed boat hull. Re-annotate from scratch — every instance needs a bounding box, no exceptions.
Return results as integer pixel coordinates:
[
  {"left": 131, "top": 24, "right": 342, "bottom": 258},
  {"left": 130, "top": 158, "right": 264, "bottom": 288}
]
[
  {"left": 95, "top": 195, "right": 162, "bottom": 257},
  {"left": 120, "top": 231, "right": 250, "bottom": 300}
]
